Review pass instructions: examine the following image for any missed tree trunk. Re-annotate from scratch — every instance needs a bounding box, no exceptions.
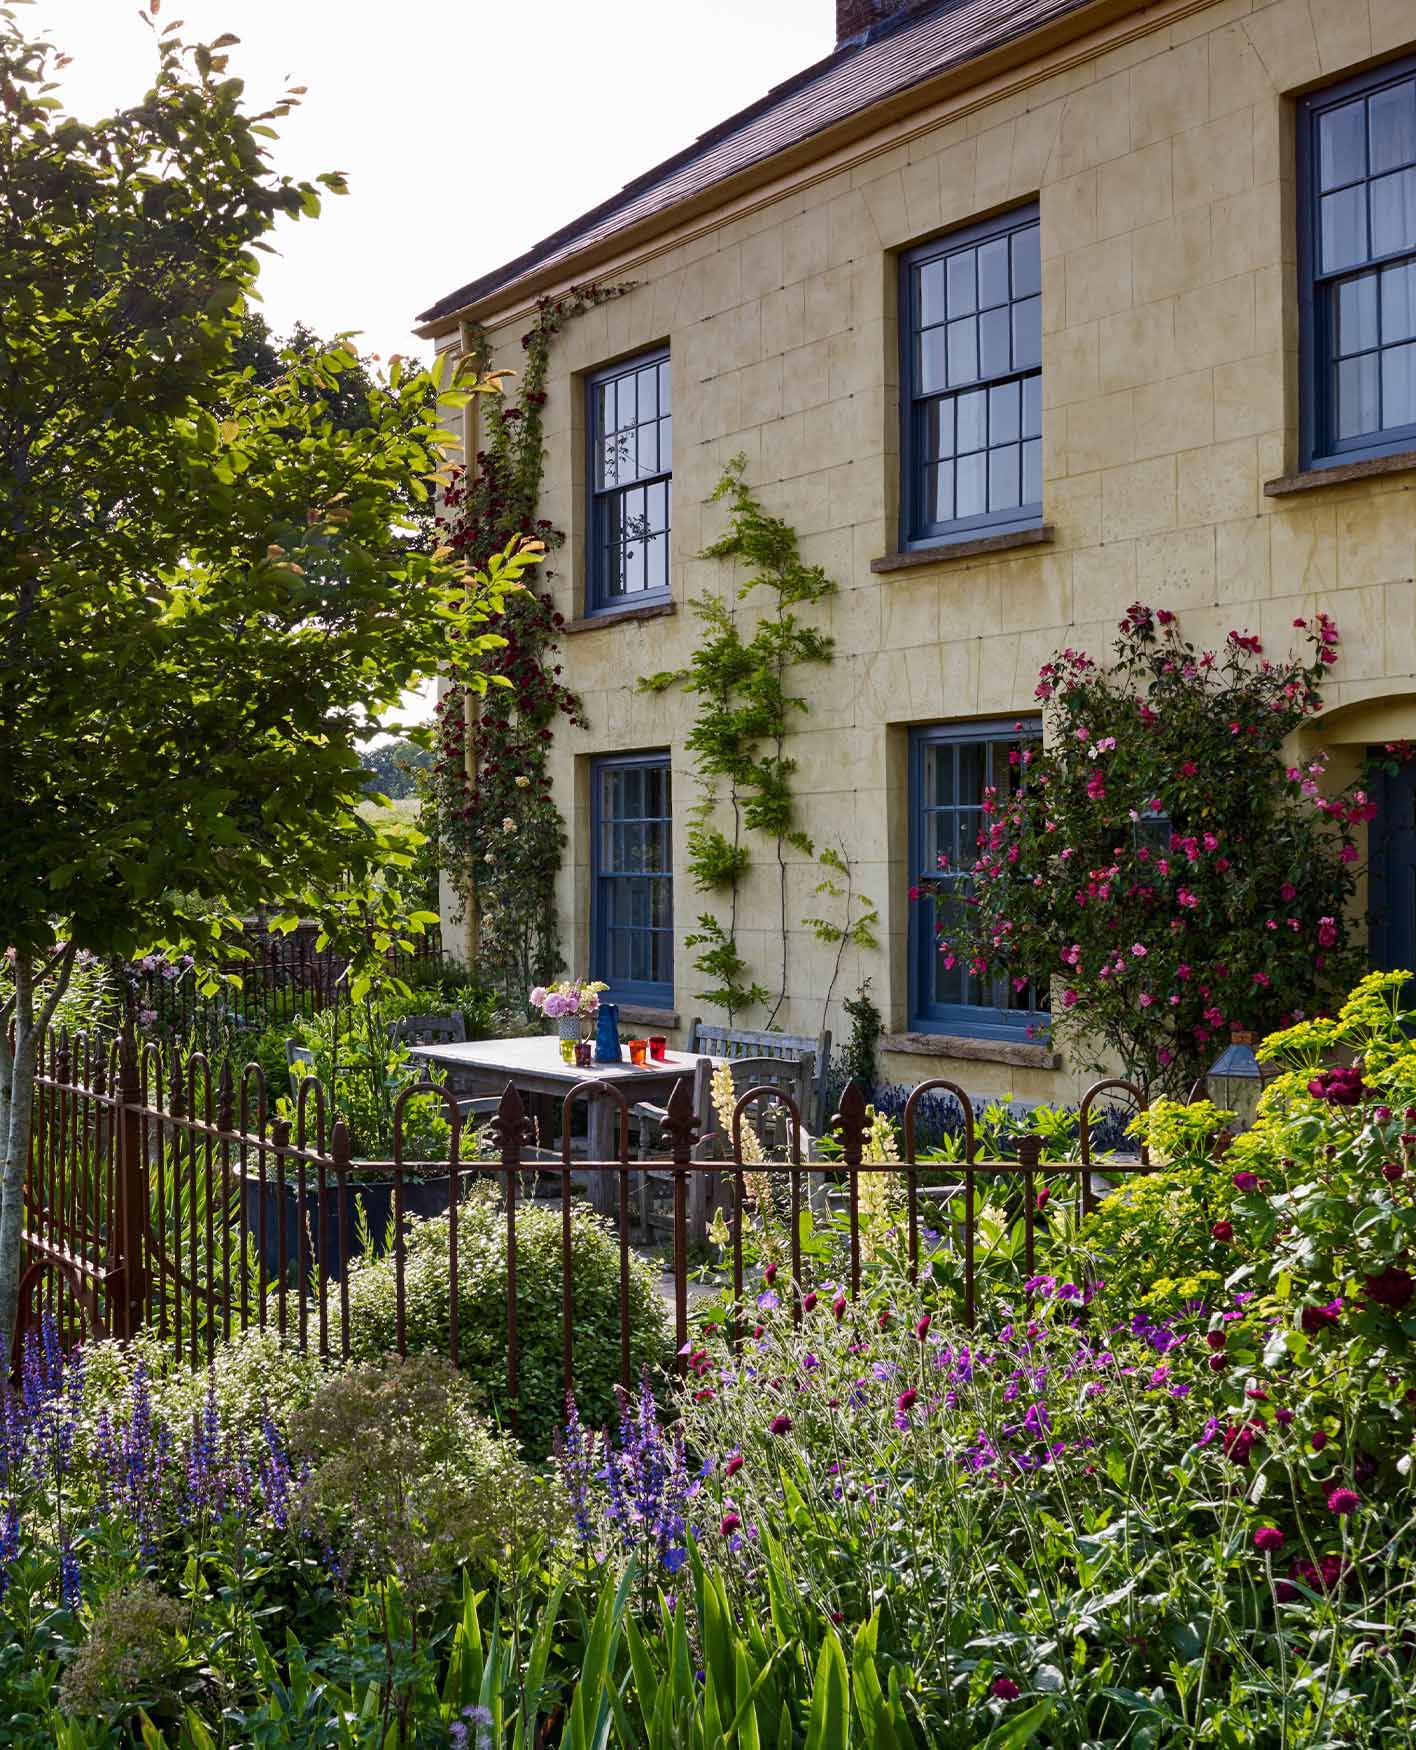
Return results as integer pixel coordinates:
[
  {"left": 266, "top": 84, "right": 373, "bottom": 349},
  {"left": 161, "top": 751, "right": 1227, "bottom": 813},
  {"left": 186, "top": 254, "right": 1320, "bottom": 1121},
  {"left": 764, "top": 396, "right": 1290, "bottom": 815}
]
[
  {"left": 0, "top": 953, "right": 37, "bottom": 1355},
  {"left": 0, "top": 944, "right": 76, "bottom": 1355}
]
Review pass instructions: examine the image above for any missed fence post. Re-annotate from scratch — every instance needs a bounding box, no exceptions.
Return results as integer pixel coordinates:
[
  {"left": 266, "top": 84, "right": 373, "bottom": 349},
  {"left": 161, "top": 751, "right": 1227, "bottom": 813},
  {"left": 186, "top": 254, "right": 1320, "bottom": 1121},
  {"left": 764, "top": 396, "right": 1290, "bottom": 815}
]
[
  {"left": 109, "top": 1020, "right": 147, "bottom": 1341},
  {"left": 663, "top": 1077, "right": 699, "bottom": 1370},
  {"left": 1017, "top": 1132, "right": 1042, "bottom": 1281},
  {"left": 491, "top": 1084, "right": 527, "bottom": 1437},
  {"left": 836, "top": 1081, "right": 868, "bottom": 1300}
]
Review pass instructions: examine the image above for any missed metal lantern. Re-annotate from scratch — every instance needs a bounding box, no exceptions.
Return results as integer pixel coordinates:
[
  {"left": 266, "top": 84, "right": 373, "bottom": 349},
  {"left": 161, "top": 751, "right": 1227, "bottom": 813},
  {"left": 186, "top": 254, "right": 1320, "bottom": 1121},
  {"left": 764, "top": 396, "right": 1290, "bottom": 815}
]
[{"left": 1205, "top": 1030, "right": 1267, "bottom": 1133}]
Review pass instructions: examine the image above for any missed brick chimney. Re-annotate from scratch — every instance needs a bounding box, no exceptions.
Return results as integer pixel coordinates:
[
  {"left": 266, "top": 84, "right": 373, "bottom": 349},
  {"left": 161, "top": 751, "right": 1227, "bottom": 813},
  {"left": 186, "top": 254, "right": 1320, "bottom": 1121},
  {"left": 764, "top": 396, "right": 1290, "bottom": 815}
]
[{"left": 836, "top": 0, "right": 930, "bottom": 47}]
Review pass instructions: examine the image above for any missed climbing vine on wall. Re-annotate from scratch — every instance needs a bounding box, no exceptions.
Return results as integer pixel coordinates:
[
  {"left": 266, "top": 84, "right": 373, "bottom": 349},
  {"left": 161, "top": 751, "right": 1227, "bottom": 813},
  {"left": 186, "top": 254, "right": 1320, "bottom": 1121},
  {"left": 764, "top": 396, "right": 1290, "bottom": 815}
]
[
  {"left": 432, "top": 283, "right": 631, "bottom": 1010},
  {"left": 640, "top": 456, "right": 874, "bottom": 1026}
]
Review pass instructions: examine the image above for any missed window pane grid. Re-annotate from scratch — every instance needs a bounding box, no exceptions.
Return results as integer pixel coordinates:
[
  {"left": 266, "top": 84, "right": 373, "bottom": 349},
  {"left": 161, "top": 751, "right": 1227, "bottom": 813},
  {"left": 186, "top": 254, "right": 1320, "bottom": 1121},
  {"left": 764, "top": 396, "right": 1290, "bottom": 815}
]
[
  {"left": 593, "top": 757, "right": 673, "bottom": 1000},
  {"left": 590, "top": 352, "right": 672, "bottom": 608},
  {"left": 1308, "top": 66, "right": 1416, "bottom": 456},
  {"left": 906, "top": 210, "right": 1042, "bottom": 540},
  {"left": 911, "top": 727, "right": 1045, "bottom": 1027}
]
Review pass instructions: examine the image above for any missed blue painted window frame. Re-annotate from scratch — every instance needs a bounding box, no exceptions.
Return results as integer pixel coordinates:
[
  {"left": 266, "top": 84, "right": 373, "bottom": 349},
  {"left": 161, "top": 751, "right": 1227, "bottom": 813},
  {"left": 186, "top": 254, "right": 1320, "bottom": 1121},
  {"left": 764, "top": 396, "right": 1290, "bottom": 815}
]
[
  {"left": 586, "top": 348, "right": 672, "bottom": 614},
  {"left": 1370, "top": 753, "right": 1416, "bottom": 972},
  {"left": 1298, "top": 53, "right": 1416, "bottom": 471},
  {"left": 898, "top": 203, "right": 1043, "bottom": 551},
  {"left": 907, "top": 719, "right": 1045, "bottom": 1038},
  {"left": 590, "top": 751, "right": 674, "bottom": 1007}
]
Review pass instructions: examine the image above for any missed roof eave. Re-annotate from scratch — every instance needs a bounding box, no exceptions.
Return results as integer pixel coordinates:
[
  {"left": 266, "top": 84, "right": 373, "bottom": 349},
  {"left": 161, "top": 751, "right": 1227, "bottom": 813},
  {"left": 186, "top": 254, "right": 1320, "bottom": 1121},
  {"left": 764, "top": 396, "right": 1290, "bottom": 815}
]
[{"left": 415, "top": 0, "right": 1151, "bottom": 341}]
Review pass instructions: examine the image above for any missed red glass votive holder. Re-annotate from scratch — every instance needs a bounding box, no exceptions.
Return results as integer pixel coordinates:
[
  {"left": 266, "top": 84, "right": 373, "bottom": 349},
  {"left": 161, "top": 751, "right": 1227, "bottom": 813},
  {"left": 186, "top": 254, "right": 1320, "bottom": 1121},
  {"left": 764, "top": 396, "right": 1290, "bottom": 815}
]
[{"left": 648, "top": 1035, "right": 668, "bottom": 1061}]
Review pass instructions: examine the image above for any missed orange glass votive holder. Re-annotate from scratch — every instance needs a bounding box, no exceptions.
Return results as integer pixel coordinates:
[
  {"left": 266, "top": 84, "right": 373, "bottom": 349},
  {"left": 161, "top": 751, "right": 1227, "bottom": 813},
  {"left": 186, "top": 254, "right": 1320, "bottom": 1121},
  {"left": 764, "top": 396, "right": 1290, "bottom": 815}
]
[
  {"left": 648, "top": 1035, "right": 668, "bottom": 1061},
  {"left": 627, "top": 1038, "right": 648, "bottom": 1066}
]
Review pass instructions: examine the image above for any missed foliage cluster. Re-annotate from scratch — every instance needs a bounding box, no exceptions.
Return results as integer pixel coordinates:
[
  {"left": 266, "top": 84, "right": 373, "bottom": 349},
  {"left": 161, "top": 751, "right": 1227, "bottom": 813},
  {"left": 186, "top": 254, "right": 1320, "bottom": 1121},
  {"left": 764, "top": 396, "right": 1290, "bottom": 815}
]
[
  {"left": 431, "top": 286, "right": 629, "bottom": 1014},
  {"left": 341, "top": 1188, "right": 668, "bottom": 1456},
  {"left": 937, "top": 604, "right": 1366, "bottom": 1093},
  {"left": 640, "top": 459, "right": 876, "bottom": 1024}
]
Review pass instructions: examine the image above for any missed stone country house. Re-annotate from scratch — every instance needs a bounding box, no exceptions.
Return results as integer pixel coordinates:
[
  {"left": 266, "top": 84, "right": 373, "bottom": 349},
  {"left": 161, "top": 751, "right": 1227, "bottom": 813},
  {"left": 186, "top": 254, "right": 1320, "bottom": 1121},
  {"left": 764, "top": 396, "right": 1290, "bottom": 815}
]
[{"left": 419, "top": 0, "right": 1416, "bottom": 1103}]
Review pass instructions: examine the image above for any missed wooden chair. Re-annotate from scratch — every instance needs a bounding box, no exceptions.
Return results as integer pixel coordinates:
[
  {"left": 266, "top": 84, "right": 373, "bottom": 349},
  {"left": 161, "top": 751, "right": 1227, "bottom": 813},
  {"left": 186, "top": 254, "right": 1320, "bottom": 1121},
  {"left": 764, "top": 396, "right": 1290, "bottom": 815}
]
[
  {"left": 687, "top": 1018, "right": 832, "bottom": 1132},
  {"left": 633, "top": 1052, "right": 822, "bottom": 1245},
  {"left": 387, "top": 1012, "right": 467, "bottom": 1048}
]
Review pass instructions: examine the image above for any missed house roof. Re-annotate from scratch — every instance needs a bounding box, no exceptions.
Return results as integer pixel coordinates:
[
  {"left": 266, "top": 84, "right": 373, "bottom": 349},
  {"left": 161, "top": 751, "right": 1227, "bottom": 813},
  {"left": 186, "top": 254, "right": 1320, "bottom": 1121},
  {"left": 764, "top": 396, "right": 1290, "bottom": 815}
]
[{"left": 417, "top": 0, "right": 1096, "bottom": 328}]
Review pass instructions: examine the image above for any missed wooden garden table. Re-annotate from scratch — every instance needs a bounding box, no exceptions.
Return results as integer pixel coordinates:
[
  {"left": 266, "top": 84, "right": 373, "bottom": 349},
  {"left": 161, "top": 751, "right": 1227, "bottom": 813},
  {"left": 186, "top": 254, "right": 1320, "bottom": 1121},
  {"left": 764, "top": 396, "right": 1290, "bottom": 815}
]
[{"left": 407, "top": 1035, "right": 715, "bottom": 1217}]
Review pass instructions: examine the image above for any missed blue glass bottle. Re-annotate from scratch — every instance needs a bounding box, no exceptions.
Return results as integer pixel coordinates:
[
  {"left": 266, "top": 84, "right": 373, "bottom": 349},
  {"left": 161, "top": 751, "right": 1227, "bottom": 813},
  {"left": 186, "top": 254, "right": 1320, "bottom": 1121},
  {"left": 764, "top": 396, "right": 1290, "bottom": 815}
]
[{"left": 593, "top": 1001, "right": 622, "bottom": 1064}]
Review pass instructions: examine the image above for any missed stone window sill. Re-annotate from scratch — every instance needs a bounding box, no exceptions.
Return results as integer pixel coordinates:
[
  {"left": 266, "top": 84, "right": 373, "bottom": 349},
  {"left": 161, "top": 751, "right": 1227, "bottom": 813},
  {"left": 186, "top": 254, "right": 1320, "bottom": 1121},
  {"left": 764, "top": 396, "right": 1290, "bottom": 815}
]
[
  {"left": 565, "top": 599, "right": 675, "bottom": 634},
  {"left": 881, "top": 1031, "right": 1061, "bottom": 1072},
  {"left": 615, "top": 1004, "right": 680, "bottom": 1030},
  {"left": 871, "top": 524, "right": 1054, "bottom": 573},
  {"left": 1264, "top": 450, "right": 1416, "bottom": 496}
]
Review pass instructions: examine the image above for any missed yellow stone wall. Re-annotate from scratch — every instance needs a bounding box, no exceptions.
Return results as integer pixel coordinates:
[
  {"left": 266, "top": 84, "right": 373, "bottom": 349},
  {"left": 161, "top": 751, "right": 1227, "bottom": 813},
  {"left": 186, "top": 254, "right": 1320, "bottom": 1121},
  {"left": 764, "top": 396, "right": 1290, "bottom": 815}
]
[{"left": 445, "top": 0, "right": 1416, "bottom": 1103}]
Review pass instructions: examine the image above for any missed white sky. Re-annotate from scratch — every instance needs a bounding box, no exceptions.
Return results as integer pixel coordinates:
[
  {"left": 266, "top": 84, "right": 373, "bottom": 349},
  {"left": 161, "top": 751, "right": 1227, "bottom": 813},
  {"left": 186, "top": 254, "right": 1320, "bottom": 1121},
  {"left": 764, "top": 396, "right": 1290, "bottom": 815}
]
[{"left": 53, "top": 0, "right": 832, "bottom": 363}]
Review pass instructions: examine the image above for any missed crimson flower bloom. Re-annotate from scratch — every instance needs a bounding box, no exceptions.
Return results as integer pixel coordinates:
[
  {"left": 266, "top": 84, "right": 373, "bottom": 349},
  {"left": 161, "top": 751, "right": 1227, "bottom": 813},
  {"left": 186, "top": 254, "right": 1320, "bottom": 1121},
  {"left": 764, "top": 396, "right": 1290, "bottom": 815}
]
[
  {"left": 1300, "top": 1297, "right": 1342, "bottom": 1334},
  {"left": 768, "top": 1414, "right": 793, "bottom": 1437},
  {"left": 1311, "top": 1429, "right": 1328, "bottom": 1451},
  {"left": 992, "top": 1678, "right": 1021, "bottom": 1701},
  {"left": 1231, "top": 1171, "right": 1259, "bottom": 1191},
  {"left": 896, "top": 1389, "right": 918, "bottom": 1413},
  {"left": 1211, "top": 1220, "right": 1234, "bottom": 1242},
  {"left": 832, "top": 1295, "right": 847, "bottom": 1321},
  {"left": 1254, "top": 1526, "right": 1285, "bottom": 1552},
  {"left": 1327, "top": 1487, "right": 1359, "bottom": 1516},
  {"left": 803, "top": 1291, "right": 818, "bottom": 1312},
  {"left": 915, "top": 1314, "right": 931, "bottom": 1341},
  {"left": 725, "top": 1452, "right": 744, "bottom": 1478},
  {"left": 720, "top": 1512, "right": 741, "bottom": 1536},
  {"left": 1363, "top": 1264, "right": 1413, "bottom": 1310}
]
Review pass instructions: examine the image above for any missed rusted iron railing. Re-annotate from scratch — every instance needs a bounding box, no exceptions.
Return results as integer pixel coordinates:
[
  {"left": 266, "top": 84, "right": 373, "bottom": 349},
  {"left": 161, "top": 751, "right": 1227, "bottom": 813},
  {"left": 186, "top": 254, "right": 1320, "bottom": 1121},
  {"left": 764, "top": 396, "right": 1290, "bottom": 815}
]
[
  {"left": 127, "top": 926, "right": 444, "bottom": 1036},
  {"left": 21, "top": 1024, "right": 1151, "bottom": 1432}
]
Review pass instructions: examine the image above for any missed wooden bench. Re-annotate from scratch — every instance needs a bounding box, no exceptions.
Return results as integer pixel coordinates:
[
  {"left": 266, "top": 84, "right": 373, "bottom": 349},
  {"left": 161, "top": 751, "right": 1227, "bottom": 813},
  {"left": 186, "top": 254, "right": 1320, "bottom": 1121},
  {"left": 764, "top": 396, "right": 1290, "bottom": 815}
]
[{"left": 687, "top": 1018, "right": 832, "bottom": 1133}]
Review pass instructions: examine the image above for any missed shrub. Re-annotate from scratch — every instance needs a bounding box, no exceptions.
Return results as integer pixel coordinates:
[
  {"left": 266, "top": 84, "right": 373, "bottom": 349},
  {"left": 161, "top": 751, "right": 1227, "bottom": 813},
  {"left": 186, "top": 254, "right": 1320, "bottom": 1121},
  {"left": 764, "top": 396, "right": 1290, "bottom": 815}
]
[
  {"left": 79, "top": 1327, "right": 332, "bottom": 1446},
  {"left": 288, "top": 1353, "right": 560, "bottom": 1609},
  {"left": 341, "top": 1188, "right": 668, "bottom": 1454},
  {"left": 57, "top": 1581, "right": 186, "bottom": 1719},
  {"left": 938, "top": 604, "right": 1365, "bottom": 1093}
]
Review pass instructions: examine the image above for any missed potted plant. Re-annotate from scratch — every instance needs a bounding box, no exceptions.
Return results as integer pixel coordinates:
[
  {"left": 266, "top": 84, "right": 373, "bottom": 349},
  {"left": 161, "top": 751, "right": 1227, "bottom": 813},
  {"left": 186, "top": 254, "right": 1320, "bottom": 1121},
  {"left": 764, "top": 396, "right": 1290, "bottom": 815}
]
[
  {"left": 242, "top": 996, "right": 461, "bottom": 1282},
  {"left": 529, "top": 978, "right": 608, "bottom": 1044}
]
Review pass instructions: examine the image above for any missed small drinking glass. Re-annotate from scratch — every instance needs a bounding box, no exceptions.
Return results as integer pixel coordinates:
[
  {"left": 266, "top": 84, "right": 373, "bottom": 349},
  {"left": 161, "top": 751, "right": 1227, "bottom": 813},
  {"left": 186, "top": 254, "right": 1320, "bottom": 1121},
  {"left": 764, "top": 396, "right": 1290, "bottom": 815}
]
[
  {"left": 648, "top": 1035, "right": 668, "bottom": 1061},
  {"left": 575, "top": 1039, "right": 593, "bottom": 1068},
  {"left": 628, "top": 1038, "right": 648, "bottom": 1066},
  {"left": 559, "top": 1036, "right": 576, "bottom": 1064}
]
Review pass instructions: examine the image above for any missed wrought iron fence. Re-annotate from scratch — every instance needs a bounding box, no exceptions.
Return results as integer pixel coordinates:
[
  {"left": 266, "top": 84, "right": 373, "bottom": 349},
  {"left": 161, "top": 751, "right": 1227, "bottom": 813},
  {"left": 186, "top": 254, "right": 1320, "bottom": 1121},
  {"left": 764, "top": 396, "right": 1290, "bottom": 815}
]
[
  {"left": 21, "top": 1024, "right": 1151, "bottom": 1434},
  {"left": 126, "top": 926, "right": 445, "bottom": 1036}
]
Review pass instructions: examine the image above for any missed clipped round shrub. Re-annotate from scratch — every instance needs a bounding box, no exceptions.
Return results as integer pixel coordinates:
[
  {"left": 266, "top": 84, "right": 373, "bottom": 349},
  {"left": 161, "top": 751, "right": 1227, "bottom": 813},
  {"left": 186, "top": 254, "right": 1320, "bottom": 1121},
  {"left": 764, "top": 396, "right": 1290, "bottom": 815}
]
[{"left": 341, "top": 1189, "right": 668, "bottom": 1454}]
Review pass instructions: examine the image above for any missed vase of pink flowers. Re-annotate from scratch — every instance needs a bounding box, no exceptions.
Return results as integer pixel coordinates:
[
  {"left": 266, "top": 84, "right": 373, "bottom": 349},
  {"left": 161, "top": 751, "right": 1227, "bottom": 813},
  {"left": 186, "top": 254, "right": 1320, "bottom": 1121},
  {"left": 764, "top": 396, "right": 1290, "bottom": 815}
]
[{"left": 529, "top": 978, "right": 608, "bottom": 1042}]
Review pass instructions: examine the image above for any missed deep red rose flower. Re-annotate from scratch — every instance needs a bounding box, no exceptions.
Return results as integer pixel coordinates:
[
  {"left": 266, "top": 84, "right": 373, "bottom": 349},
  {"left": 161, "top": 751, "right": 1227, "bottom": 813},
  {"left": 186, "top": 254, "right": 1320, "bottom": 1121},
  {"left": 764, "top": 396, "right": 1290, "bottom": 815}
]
[{"left": 1363, "top": 1264, "right": 1413, "bottom": 1310}]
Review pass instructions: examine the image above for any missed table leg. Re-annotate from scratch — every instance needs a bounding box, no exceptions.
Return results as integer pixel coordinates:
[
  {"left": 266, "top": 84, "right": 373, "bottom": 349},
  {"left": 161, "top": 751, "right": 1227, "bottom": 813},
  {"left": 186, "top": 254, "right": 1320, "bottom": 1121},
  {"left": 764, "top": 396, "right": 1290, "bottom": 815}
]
[{"left": 587, "top": 1097, "right": 617, "bottom": 1220}]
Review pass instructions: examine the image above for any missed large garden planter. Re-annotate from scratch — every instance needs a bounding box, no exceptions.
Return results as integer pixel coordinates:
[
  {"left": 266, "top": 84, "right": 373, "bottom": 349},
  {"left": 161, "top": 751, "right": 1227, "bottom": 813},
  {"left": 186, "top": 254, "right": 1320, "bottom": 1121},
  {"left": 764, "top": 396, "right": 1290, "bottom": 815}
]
[{"left": 240, "top": 1168, "right": 455, "bottom": 1283}]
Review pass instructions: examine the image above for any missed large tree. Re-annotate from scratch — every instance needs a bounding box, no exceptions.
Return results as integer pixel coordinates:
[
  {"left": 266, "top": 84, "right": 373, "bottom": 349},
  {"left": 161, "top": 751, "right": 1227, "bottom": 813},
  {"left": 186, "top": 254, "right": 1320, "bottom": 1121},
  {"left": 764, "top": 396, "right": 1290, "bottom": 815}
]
[{"left": 0, "top": 6, "right": 533, "bottom": 1346}]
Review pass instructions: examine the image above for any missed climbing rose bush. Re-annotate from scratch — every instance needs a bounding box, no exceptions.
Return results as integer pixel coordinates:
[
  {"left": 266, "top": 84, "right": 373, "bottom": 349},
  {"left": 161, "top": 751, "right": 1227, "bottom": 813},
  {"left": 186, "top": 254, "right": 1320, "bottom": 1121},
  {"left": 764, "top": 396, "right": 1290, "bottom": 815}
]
[{"left": 934, "top": 604, "right": 1365, "bottom": 1093}]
